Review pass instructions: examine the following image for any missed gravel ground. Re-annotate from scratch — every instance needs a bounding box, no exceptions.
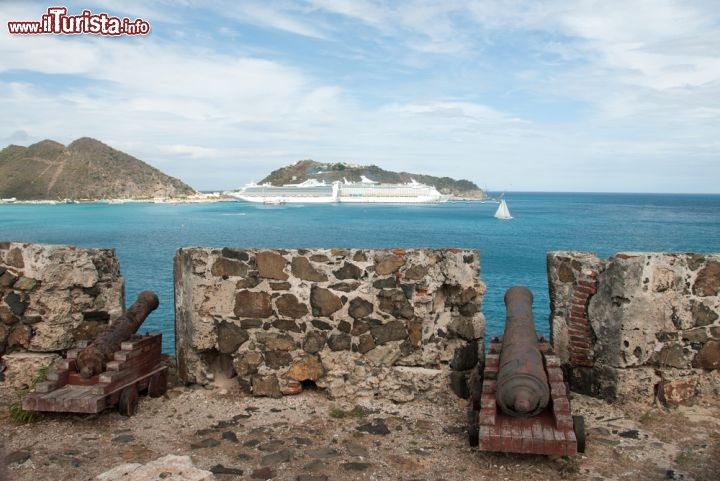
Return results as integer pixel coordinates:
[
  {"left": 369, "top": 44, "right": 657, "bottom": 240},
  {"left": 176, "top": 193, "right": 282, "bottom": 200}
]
[{"left": 2, "top": 382, "right": 719, "bottom": 481}]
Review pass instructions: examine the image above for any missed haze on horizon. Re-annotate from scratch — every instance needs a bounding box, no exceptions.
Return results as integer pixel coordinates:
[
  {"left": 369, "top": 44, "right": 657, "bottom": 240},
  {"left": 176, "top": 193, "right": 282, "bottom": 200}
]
[{"left": 1, "top": 1, "right": 719, "bottom": 194}]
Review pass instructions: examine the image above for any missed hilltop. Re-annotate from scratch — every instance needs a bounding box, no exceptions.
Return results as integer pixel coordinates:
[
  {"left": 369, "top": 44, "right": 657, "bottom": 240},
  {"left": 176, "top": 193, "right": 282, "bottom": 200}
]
[
  {"left": 0, "top": 138, "right": 196, "bottom": 200},
  {"left": 260, "top": 160, "right": 487, "bottom": 198}
]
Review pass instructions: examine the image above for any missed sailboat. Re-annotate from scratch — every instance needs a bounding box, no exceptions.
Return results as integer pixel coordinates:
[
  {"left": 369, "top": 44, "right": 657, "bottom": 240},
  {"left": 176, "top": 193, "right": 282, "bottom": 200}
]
[{"left": 494, "top": 198, "right": 513, "bottom": 220}]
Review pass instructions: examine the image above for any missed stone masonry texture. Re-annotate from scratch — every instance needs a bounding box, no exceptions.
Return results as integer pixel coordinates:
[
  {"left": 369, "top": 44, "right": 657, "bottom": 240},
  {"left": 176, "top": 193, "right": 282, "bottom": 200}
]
[
  {"left": 174, "top": 248, "right": 485, "bottom": 403},
  {"left": 0, "top": 241, "right": 125, "bottom": 389},
  {"left": 548, "top": 251, "right": 720, "bottom": 405}
]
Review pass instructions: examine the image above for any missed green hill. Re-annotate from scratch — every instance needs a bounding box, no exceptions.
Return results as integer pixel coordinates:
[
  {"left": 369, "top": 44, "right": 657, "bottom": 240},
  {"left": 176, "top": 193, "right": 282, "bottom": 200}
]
[
  {"left": 261, "top": 160, "right": 486, "bottom": 198},
  {"left": 0, "top": 138, "right": 196, "bottom": 200}
]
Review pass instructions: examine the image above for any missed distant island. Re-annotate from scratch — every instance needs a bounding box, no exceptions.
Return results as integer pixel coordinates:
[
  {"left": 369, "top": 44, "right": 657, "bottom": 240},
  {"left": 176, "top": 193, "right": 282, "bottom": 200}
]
[
  {"left": 259, "top": 160, "right": 487, "bottom": 199},
  {"left": 0, "top": 137, "right": 195, "bottom": 201}
]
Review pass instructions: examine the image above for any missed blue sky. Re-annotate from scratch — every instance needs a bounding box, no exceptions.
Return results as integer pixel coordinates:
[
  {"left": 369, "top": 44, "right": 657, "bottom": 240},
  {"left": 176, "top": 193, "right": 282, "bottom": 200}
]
[{"left": 1, "top": 0, "right": 719, "bottom": 193}]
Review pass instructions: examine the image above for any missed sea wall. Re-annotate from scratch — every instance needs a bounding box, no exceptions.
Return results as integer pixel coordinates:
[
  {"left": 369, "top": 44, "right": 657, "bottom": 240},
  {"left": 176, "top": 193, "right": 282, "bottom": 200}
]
[
  {"left": 548, "top": 252, "right": 720, "bottom": 405},
  {"left": 0, "top": 242, "right": 125, "bottom": 390},
  {"left": 174, "top": 248, "right": 485, "bottom": 403}
]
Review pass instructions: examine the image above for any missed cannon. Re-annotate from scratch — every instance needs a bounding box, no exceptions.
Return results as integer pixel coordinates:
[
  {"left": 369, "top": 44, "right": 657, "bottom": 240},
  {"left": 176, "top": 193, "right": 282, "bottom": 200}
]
[
  {"left": 496, "top": 287, "right": 550, "bottom": 417},
  {"left": 22, "top": 292, "right": 167, "bottom": 417},
  {"left": 77, "top": 291, "right": 159, "bottom": 378},
  {"left": 468, "top": 286, "right": 585, "bottom": 456}
]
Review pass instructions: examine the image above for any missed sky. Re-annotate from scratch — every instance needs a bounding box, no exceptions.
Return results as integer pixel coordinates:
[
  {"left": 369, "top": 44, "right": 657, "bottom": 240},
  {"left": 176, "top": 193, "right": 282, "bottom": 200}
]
[{"left": 1, "top": 1, "right": 719, "bottom": 193}]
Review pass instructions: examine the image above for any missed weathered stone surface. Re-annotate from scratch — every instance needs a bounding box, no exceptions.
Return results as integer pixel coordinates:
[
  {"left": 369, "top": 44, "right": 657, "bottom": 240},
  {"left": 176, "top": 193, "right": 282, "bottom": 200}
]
[
  {"left": 348, "top": 298, "right": 373, "bottom": 319},
  {"left": 252, "top": 375, "right": 282, "bottom": 398},
  {"left": 233, "top": 351, "right": 263, "bottom": 376},
  {"left": 692, "top": 261, "right": 720, "bottom": 296},
  {"left": 310, "top": 287, "right": 342, "bottom": 316},
  {"left": 210, "top": 258, "right": 248, "bottom": 278},
  {"left": 4, "top": 292, "right": 27, "bottom": 316},
  {"left": 351, "top": 319, "right": 371, "bottom": 336},
  {"left": 693, "top": 340, "right": 720, "bottom": 369},
  {"left": 275, "top": 294, "right": 309, "bottom": 319},
  {"left": 371, "top": 320, "right": 407, "bottom": 345},
  {"left": 329, "top": 281, "right": 360, "bottom": 292},
  {"left": 256, "top": 333, "right": 296, "bottom": 351},
  {"left": 291, "top": 257, "right": 328, "bottom": 282},
  {"left": 404, "top": 264, "right": 428, "bottom": 280},
  {"left": 175, "top": 247, "right": 485, "bottom": 401},
  {"left": 0, "top": 305, "right": 16, "bottom": 324},
  {"left": 691, "top": 300, "right": 718, "bottom": 327},
  {"left": 221, "top": 247, "right": 249, "bottom": 261},
  {"left": 451, "top": 341, "right": 479, "bottom": 371},
  {"left": 407, "top": 319, "right": 423, "bottom": 347},
  {"left": 365, "top": 344, "right": 401, "bottom": 365},
  {"left": 234, "top": 290, "right": 273, "bottom": 318},
  {"left": 327, "top": 333, "right": 351, "bottom": 351},
  {"left": 372, "top": 277, "right": 396, "bottom": 289},
  {"left": 357, "top": 334, "right": 376, "bottom": 354},
  {"left": 448, "top": 317, "right": 475, "bottom": 340},
  {"left": 13, "top": 277, "right": 38, "bottom": 291},
  {"left": 374, "top": 254, "right": 405, "bottom": 275},
  {"left": 256, "top": 251, "right": 289, "bottom": 280},
  {"left": 651, "top": 343, "right": 692, "bottom": 369},
  {"left": 7, "top": 324, "right": 32, "bottom": 349},
  {"left": 301, "top": 331, "right": 326, "bottom": 355},
  {"left": 6, "top": 247, "right": 24, "bottom": 268},
  {"left": 377, "top": 289, "right": 414, "bottom": 319},
  {"left": 0, "top": 270, "right": 18, "bottom": 288},
  {"left": 272, "top": 319, "right": 303, "bottom": 333},
  {"left": 657, "top": 378, "right": 698, "bottom": 407},
  {"left": 96, "top": 454, "right": 215, "bottom": 481},
  {"left": 1, "top": 352, "right": 60, "bottom": 390},
  {"left": 285, "top": 356, "right": 325, "bottom": 381},
  {"left": 333, "top": 262, "right": 363, "bottom": 280},
  {"left": 265, "top": 350, "right": 293, "bottom": 369},
  {"left": 216, "top": 321, "right": 249, "bottom": 354}
]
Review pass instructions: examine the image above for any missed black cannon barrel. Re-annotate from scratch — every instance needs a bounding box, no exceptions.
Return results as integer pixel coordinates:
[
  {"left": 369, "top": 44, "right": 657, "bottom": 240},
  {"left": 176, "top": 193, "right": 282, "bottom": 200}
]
[
  {"left": 496, "top": 286, "right": 550, "bottom": 417},
  {"left": 76, "top": 291, "right": 159, "bottom": 378}
]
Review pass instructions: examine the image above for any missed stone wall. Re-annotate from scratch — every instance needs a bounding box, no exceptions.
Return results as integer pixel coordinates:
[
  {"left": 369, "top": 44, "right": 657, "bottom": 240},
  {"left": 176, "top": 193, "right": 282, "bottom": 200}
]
[
  {"left": 175, "top": 248, "right": 485, "bottom": 403},
  {"left": 0, "top": 242, "right": 124, "bottom": 389},
  {"left": 548, "top": 251, "right": 720, "bottom": 405}
]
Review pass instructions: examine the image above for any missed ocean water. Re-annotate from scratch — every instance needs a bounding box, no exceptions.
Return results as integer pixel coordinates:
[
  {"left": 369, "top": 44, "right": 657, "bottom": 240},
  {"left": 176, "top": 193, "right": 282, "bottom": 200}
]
[{"left": 2, "top": 192, "right": 719, "bottom": 354}]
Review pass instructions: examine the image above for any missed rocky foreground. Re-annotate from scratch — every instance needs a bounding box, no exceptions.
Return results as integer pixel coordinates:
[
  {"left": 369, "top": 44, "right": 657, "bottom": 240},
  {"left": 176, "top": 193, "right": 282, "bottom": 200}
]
[{"left": 2, "top": 383, "right": 718, "bottom": 481}]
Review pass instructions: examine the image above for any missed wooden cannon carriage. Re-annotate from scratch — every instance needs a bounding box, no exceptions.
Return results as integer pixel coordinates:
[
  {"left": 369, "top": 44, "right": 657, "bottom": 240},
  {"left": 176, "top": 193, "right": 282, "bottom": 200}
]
[
  {"left": 22, "top": 292, "right": 167, "bottom": 417},
  {"left": 468, "top": 286, "right": 585, "bottom": 456}
]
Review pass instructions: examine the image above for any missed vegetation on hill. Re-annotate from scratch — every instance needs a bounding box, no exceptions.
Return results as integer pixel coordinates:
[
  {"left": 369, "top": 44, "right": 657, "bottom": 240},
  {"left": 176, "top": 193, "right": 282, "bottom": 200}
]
[
  {"left": 0, "top": 137, "right": 196, "bottom": 200},
  {"left": 260, "top": 160, "right": 486, "bottom": 198}
]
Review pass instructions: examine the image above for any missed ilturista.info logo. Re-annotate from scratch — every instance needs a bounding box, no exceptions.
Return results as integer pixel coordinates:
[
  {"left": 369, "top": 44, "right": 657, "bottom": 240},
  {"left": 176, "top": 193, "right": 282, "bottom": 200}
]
[{"left": 7, "top": 6, "right": 150, "bottom": 36}]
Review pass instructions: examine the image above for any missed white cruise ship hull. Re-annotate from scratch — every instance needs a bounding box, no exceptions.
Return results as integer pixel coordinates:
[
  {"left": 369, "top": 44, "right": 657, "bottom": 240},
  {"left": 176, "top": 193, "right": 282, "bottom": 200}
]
[{"left": 229, "top": 178, "right": 446, "bottom": 204}]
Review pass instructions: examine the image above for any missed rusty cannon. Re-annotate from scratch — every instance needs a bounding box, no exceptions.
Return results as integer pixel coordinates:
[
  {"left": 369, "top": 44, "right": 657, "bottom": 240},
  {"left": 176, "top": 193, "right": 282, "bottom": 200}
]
[
  {"left": 77, "top": 290, "right": 159, "bottom": 378},
  {"left": 22, "top": 291, "right": 167, "bottom": 416},
  {"left": 468, "top": 286, "right": 585, "bottom": 456}
]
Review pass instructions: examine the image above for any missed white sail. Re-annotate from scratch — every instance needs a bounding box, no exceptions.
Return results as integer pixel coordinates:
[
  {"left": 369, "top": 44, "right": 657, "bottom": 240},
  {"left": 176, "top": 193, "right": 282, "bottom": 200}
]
[{"left": 494, "top": 199, "right": 513, "bottom": 220}]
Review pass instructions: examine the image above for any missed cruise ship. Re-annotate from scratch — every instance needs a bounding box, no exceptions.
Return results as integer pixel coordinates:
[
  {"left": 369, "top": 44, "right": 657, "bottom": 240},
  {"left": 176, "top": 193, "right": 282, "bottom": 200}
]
[
  {"left": 228, "top": 177, "right": 446, "bottom": 204},
  {"left": 228, "top": 179, "right": 339, "bottom": 204},
  {"left": 337, "top": 176, "right": 445, "bottom": 203}
]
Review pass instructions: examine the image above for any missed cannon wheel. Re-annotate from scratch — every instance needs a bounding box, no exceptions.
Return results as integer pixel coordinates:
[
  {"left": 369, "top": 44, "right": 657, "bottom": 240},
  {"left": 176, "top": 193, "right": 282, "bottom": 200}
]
[
  {"left": 118, "top": 384, "right": 139, "bottom": 417},
  {"left": 573, "top": 415, "right": 585, "bottom": 453},
  {"left": 148, "top": 370, "right": 167, "bottom": 398},
  {"left": 467, "top": 409, "right": 479, "bottom": 447}
]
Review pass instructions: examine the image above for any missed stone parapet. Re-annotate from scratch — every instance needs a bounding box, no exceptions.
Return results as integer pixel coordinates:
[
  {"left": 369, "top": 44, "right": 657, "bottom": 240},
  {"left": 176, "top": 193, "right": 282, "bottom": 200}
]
[
  {"left": 174, "top": 248, "right": 485, "bottom": 402},
  {"left": 548, "top": 251, "right": 720, "bottom": 404},
  {"left": 0, "top": 242, "right": 125, "bottom": 354},
  {"left": 0, "top": 242, "right": 125, "bottom": 390}
]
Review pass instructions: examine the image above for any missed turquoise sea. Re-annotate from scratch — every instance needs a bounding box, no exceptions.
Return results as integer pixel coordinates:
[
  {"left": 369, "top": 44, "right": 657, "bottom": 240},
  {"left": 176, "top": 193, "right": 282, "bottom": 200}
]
[{"left": 2, "top": 193, "right": 719, "bottom": 354}]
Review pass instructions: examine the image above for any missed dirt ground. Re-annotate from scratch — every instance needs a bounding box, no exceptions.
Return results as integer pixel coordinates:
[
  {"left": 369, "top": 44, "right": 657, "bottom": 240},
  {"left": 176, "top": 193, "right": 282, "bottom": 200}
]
[{"left": 2, "top": 381, "right": 719, "bottom": 481}]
